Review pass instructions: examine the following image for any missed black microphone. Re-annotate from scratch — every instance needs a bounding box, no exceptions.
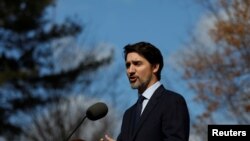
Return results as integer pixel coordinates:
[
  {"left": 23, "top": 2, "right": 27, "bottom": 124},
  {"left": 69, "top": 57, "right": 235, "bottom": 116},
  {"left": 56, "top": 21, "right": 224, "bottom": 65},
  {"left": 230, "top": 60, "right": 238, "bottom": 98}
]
[
  {"left": 64, "top": 102, "right": 108, "bottom": 141},
  {"left": 86, "top": 102, "right": 108, "bottom": 120}
]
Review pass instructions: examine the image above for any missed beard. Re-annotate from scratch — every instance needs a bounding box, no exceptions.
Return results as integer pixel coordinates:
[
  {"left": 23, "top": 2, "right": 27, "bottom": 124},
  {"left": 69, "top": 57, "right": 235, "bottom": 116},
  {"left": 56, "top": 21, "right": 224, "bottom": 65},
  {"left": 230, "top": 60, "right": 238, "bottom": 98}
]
[{"left": 129, "top": 76, "right": 152, "bottom": 93}]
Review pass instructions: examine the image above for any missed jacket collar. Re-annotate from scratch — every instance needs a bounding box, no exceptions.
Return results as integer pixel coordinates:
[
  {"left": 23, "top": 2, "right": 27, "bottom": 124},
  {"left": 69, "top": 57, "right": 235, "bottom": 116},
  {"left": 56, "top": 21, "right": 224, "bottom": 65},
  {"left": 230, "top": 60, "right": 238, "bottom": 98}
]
[{"left": 132, "top": 85, "right": 165, "bottom": 140}]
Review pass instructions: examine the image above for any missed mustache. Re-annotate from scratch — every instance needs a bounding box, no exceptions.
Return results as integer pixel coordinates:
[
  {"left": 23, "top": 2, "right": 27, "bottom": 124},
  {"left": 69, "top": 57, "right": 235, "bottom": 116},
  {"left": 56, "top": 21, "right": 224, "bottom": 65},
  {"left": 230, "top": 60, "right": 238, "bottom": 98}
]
[{"left": 128, "top": 74, "right": 137, "bottom": 78}]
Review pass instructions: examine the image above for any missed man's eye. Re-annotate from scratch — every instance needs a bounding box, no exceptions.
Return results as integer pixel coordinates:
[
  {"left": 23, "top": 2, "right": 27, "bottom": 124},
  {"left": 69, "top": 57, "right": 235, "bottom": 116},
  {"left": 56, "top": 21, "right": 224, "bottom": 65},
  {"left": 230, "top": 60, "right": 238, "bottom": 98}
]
[
  {"left": 126, "top": 63, "right": 130, "bottom": 68},
  {"left": 134, "top": 62, "right": 141, "bottom": 66}
]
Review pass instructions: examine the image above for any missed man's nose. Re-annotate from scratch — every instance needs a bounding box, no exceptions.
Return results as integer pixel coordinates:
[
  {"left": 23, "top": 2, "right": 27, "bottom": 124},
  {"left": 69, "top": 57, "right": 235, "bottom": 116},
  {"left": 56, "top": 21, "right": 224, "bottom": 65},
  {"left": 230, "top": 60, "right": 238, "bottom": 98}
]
[{"left": 127, "top": 65, "right": 135, "bottom": 73}]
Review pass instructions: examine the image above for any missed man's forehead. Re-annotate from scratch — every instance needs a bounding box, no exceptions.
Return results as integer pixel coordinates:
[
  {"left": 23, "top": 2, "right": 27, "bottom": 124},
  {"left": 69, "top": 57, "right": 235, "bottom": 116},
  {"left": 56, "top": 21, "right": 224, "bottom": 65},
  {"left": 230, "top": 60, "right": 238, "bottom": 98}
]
[
  {"left": 127, "top": 52, "right": 144, "bottom": 59},
  {"left": 126, "top": 53, "right": 149, "bottom": 65},
  {"left": 126, "top": 52, "right": 144, "bottom": 60}
]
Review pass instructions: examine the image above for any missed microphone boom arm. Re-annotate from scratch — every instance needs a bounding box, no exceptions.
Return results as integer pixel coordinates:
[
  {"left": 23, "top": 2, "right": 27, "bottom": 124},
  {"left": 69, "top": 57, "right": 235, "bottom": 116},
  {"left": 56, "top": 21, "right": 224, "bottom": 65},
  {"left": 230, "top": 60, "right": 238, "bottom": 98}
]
[
  {"left": 63, "top": 102, "right": 108, "bottom": 141},
  {"left": 64, "top": 115, "right": 87, "bottom": 141}
]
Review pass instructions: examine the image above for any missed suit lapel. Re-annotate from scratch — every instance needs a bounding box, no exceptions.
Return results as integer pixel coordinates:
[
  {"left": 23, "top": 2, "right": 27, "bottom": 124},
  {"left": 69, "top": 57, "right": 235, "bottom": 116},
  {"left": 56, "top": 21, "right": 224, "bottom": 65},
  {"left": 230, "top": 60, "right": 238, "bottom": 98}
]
[
  {"left": 132, "top": 85, "right": 165, "bottom": 140},
  {"left": 129, "top": 105, "right": 137, "bottom": 140}
]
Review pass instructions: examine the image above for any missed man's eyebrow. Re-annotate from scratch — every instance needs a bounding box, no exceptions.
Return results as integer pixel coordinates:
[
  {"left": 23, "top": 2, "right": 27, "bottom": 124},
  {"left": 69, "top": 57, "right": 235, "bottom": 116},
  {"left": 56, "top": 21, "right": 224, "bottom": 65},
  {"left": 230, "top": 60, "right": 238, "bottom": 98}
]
[
  {"left": 132, "top": 60, "right": 142, "bottom": 63},
  {"left": 125, "top": 60, "right": 141, "bottom": 65}
]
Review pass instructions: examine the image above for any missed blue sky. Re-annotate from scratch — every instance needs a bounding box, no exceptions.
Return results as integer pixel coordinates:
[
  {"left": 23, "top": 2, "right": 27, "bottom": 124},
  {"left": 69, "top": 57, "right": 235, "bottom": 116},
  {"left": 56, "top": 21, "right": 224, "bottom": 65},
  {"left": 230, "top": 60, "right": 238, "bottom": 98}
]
[
  {"left": 55, "top": 0, "right": 205, "bottom": 119},
  {"left": 56, "top": 0, "right": 202, "bottom": 53}
]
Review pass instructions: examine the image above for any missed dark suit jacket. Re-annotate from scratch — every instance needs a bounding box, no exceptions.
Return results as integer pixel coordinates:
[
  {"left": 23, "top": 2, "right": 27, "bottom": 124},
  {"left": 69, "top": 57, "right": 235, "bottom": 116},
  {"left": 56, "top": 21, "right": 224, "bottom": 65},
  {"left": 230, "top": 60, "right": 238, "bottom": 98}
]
[{"left": 117, "top": 85, "right": 190, "bottom": 141}]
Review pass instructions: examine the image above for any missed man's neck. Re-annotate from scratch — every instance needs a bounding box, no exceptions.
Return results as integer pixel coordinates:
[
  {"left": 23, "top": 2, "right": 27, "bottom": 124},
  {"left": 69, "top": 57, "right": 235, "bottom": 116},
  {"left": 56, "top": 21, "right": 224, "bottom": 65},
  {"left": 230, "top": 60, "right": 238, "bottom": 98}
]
[{"left": 138, "top": 80, "right": 159, "bottom": 94}]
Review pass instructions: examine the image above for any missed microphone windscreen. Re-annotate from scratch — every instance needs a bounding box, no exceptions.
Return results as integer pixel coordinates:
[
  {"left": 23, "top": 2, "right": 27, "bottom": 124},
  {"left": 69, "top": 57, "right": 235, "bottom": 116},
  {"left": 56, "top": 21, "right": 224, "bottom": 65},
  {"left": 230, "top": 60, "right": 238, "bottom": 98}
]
[{"left": 86, "top": 102, "right": 108, "bottom": 121}]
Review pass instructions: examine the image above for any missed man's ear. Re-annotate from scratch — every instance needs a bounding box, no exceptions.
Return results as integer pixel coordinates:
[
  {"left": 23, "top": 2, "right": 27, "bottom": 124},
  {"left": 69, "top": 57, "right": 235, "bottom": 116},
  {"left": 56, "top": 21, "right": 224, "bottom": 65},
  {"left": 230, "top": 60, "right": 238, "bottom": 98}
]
[{"left": 152, "top": 64, "right": 160, "bottom": 73}]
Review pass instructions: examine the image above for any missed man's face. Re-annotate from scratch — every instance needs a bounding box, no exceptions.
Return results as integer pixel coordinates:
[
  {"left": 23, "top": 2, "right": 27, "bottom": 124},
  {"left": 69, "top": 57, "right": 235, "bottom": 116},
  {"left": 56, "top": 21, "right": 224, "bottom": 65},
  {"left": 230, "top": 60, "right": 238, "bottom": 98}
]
[{"left": 125, "top": 52, "right": 158, "bottom": 92}]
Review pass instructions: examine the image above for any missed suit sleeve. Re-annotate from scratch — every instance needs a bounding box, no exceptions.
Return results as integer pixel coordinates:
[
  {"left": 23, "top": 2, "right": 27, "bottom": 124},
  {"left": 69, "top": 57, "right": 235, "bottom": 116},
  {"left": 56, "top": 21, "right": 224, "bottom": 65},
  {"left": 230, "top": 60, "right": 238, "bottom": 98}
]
[
  {"left": 162, "top": 95, "right": 190, "bottom": 141},
  {"left": 116, "top": 109, "right": 129, "bottom": 141}
]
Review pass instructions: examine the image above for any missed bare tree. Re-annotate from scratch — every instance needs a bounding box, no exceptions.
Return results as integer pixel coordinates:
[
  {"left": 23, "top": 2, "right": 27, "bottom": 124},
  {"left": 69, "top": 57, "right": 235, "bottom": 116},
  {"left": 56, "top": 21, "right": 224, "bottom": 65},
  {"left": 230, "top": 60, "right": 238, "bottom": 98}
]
[
  {"left": 18, "top": 95, "right": 117, "bottom": 141},
  {"left": 174, "top": 0, "right": 250, "bottom": 140}
]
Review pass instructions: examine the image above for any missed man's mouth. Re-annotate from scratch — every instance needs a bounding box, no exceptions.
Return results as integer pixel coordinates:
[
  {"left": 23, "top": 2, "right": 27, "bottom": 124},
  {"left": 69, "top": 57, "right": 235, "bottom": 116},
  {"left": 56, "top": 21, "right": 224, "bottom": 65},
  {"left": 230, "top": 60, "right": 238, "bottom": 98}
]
[{"left": 129, "top": 76, "right": 137, "bottom": 83}]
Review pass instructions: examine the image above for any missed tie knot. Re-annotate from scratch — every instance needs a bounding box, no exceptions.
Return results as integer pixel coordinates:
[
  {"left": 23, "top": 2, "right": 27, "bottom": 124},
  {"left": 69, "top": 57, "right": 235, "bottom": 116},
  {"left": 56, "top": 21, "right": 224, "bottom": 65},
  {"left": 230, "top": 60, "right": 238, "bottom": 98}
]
[{"left": 137, "top": 95, "right": 145, "bottom": 104}]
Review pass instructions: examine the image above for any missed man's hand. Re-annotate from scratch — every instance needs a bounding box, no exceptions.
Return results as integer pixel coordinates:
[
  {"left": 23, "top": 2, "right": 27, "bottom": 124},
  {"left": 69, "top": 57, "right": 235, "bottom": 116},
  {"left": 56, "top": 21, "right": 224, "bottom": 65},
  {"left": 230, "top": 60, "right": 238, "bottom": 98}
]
[{"left": 100, "top": 134, "right": 115, "bottom": 141}]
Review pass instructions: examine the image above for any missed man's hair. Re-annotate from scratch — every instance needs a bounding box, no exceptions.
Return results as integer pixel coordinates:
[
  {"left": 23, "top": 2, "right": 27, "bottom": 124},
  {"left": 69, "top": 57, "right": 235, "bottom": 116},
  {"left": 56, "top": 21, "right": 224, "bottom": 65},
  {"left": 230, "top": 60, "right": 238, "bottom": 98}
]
[{"left": 123, "top": 41, "right": 164, "bottom": 80}]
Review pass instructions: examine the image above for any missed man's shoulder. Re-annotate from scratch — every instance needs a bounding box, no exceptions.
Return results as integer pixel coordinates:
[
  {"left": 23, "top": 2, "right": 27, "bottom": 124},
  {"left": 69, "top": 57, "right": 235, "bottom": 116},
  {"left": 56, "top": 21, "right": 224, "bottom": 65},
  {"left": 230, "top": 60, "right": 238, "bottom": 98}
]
[
  {"left": 155, "top": 86, "right": 189, "bottom": 110},
  {"left": 157, "top": 85, "right": 186, "bottom": 100}
]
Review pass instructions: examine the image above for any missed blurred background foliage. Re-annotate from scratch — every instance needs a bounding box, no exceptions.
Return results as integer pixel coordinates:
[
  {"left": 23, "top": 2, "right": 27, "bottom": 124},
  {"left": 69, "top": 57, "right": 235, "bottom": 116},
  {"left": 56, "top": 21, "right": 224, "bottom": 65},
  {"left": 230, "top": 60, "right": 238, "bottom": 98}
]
[
  {"left": 0, "top": 0, "right": 114, "bottom": 140},
  {"left": 174, "top": 0, "right": 250, "bottom": 140}
]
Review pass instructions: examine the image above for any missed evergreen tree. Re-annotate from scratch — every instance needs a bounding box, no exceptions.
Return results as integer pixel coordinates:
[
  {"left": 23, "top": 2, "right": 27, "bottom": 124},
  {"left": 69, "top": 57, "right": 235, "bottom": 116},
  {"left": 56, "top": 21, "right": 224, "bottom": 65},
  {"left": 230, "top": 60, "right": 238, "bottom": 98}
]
[{"left": 0, "top": 0, "right": 112, "bottom": 137}]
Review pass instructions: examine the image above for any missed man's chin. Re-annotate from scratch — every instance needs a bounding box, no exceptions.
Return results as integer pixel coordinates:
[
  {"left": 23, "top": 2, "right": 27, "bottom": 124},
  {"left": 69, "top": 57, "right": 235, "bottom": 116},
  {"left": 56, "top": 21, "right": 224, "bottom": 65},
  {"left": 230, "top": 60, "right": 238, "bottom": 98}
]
[{"left": 130, "top": 83, "right": 139, "bottom": 89}]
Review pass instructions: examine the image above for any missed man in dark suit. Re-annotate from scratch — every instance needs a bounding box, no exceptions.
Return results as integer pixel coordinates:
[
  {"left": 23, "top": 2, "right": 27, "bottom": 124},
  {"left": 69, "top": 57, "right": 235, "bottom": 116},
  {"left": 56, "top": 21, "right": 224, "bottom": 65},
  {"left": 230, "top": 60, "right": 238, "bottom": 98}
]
[{"left": 101, "top": 41, "right": 190, "bottom": 141}]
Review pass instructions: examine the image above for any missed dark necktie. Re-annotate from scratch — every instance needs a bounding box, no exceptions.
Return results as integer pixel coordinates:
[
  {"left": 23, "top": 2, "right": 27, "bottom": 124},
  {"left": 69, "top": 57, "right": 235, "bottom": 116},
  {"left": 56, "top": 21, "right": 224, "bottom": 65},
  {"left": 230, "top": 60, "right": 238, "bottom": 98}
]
[{"left": 134, "top": 95, "right": 145, "bottom": 126}]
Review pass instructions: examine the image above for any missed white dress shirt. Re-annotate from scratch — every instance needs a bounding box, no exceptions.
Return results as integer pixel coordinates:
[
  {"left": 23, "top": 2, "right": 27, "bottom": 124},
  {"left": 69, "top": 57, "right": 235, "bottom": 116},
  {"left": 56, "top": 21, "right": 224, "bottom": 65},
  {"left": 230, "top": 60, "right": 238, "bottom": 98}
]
[{"left": 140, "top": 81, "right": 161, "bottom": 114}]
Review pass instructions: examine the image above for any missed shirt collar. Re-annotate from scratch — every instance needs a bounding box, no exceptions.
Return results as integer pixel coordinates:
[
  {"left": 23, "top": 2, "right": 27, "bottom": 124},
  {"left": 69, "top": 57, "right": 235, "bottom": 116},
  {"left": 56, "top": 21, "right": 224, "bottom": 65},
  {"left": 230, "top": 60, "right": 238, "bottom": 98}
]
[{"left": 140, "top": 81, "right": 161, "bottom": 100}]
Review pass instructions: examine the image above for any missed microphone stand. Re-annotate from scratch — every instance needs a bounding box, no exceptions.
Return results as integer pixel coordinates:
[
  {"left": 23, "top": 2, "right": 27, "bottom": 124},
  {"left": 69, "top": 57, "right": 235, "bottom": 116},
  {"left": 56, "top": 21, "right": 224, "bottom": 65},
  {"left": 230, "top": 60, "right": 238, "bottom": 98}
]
[{"left": 64, "top": 115, "right": 87, "bottom": 141}]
